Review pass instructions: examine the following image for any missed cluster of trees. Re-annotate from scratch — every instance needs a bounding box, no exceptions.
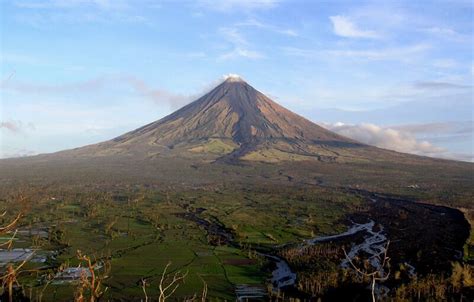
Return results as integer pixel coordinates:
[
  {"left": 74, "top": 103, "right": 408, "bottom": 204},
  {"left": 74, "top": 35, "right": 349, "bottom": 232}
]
[
  {"left": 291, "top": 261, "right": 473, "bottom": 301},
  {"left": 278, "top": 241, "right": 473, "bottom": 301},
  {"left": 394, "top": 263, "right": 473, "bottom": 301},
  {"left": 280, "top": 242, "right": 342, "bottom": 267}
]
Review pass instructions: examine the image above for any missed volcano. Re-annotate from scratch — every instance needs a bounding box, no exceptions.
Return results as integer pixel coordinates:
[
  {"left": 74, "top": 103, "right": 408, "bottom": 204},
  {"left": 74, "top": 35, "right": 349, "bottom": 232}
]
[{"left": 62, "top": 75, "right": 386, "bottom": 163}]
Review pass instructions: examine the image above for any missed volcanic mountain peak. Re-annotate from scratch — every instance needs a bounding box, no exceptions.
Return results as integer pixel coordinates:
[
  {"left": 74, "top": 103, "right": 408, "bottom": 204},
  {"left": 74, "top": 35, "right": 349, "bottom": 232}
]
[{"left": 66, "top": 76, "right": 374, "bottom": 162}]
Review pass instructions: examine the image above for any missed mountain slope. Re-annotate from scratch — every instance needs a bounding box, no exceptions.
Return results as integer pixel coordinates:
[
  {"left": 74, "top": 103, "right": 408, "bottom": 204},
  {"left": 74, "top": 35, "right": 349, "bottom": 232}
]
[
  {"left": 66, "top": 76, "right": 377, "bottom": 162},
  {"left": 118, "top": 76, "right": 353, "bottom": 145}
]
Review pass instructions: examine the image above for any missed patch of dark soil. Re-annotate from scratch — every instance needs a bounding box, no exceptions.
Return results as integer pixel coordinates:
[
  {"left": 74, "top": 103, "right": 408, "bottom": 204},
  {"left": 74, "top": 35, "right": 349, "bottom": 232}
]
[
  {"left": 223, "top": 258, "right": 257, "bottom": 266},
  {"left": 349, "top": 189, "right": 470, "bottom": 275},
  {"left": 174, "top": 210, "right": 234, "bottom": 245}
]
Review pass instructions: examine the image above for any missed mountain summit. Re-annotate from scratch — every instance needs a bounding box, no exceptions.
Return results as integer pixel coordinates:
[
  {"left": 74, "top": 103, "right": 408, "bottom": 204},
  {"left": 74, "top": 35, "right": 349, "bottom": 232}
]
[{"left": 73, "top": 76, "right": 367, "bottom": 162}]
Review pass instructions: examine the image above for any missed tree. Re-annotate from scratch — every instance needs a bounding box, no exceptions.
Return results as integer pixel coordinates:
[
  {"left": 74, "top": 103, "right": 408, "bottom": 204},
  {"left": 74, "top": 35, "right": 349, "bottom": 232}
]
[
  {"left": 75, "top": 250, "right": 110, "bottom": 302},
  {"left": 343, "top": 241, "right": 391, "bottom": 302},
  {"left": 158, "top": 262, "right": 188, "bottom": 302},
  {"left": 0, "top": 210, "right": 24, "bottom": 302}
]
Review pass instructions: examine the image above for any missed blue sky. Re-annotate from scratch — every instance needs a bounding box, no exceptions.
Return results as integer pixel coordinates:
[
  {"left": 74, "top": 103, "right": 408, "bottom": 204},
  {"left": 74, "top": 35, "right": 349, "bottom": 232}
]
[{"left": 1, "top": 0, "right": 473, "bottom": 161}]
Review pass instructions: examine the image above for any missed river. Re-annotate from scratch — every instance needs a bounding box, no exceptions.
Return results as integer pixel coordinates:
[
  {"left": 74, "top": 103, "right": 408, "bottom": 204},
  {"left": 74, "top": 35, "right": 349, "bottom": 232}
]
[{"left": 267, "top": 219, "right": 389, "bottom": 292}]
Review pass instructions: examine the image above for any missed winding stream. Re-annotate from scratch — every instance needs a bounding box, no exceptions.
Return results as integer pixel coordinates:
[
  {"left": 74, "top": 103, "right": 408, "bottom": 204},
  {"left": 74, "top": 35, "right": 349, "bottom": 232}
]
[
  {"left": 177, "top": 201, "right": 391, "bottom": 296},
  {"left": 261, "top": 253, "right": 297, "bottom": 289},
  {"left": 340, "top": 221, "right": 388, "bottom": 273},
  {"left": 267, "top": 219, "right": 389, "bottom": 291}
]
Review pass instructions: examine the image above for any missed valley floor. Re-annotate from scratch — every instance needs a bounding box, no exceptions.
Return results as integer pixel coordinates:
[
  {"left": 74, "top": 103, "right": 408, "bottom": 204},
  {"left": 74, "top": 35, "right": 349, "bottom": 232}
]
[{"left": 0, "top": 184, "right": 472, "bottom": 301}]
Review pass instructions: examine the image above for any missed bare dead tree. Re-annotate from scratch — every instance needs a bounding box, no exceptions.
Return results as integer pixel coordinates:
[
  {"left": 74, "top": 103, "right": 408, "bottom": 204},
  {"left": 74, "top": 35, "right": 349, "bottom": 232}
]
[
  {"left": 141, "top": 278, "right": 149, "bottom": 302},
  {"left": 158, "top": 262, "right": 188, "bottom": 302},
  {"left": 142, "top": 268, "right": 205, "bottom": 302},
  {"left": 0, "top": 212, "right": 22, "bottom": 233},
  {"left": 343, "top": 241, "right": 391, "bottom": 302},
  {"left": 184, "top": 274, "right": 208, "bottom": 302},
  {"left": 0, "top": 204, "right": 25, "bottom": 302},
  {"left": 199, "top": 277, "right": 207, "bottom": 302},
  {"left": 75, "top": 250, "right": 110, "bottom": 302},
  {"left": 1, "top": 257, "right": 31, "bottom": 302}
]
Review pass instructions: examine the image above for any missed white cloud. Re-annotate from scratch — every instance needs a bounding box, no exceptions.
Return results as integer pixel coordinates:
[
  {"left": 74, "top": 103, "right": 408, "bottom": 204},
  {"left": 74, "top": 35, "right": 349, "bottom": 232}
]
[
  {"left": 0, "top": 75, "right": 194, "bottom": 110},
  {"left": 412, "top": 81, "right": 471, "bottom": 90},
  {"left": 0, "top": 120, "right": 35, "bottom": 134},
  {"left": 219, "top": 27, "right": 248, "bottom": 46},
  {"left": 322, "top": 122, "right": 473, "bottom": 162},
  {"left": 216, "top": 19, "right": 294, "bottom": 60},
  {"left": 326, "top": 44, "right": 430, "bottom": 61},
  {"left": 282, "top": 43, "right": 430, "bottom": 62},
  {"left": 198, "top": 0, "right": 278, "bottom": 11},
  {"left": 14, "top": 0, "right": 129, "bottom": 10},
  {"left": 392, "top": 121, "right": 473, "bottom": 135},
  {"left": 0, "top": 147, "right": 37, "bottom": 159},
  {"left": 236, "top": 18, "right": 298, "bottom": 36},
  {"left": 329, "top": 15, "right": 379, "bottom": 39},
  {"left": 218, "top": 48, "right": 264, "bottom": 61},
  {"left": 323, "top": 122, "right": 445, "bottom": 156},
  {"left": 12, "top": 0, "right": 153, "bottom": 27},
  {"left": 217, "top": 27, "right": 264, "bottom": 61},
  {"left": 281, "top": 47, "right": 317, "bottom": 58},
  {"left": 422, "top": 27, "right": 458, "bottom": 35},
  {"left": 420, "top": 27, "right": 468, "bottom": 42},
  {"left": 0, "top": 121, "right": 22, "bottom": 133},
  {"left": 223, "top": 73, "right": 243, "bottom": 80},
  {"left": 123, "top": 76, "right": 193, "bottom": 110}
]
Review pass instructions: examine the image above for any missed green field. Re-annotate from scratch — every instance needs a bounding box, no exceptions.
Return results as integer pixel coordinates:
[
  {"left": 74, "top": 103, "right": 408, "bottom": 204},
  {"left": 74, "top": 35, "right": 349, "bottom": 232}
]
[{"left": 0, "top": 185, "right": 364, "bottom": 301}]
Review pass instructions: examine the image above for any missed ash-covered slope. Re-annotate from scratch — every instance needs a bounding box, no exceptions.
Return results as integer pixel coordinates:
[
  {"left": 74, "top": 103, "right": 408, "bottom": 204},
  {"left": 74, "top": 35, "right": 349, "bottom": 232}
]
[
  {"left": 71, "top": 75, "right": 368, "bottom": 162},
  {"left": 115, "top": 76, "right": 351, "bottom": 145}
]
